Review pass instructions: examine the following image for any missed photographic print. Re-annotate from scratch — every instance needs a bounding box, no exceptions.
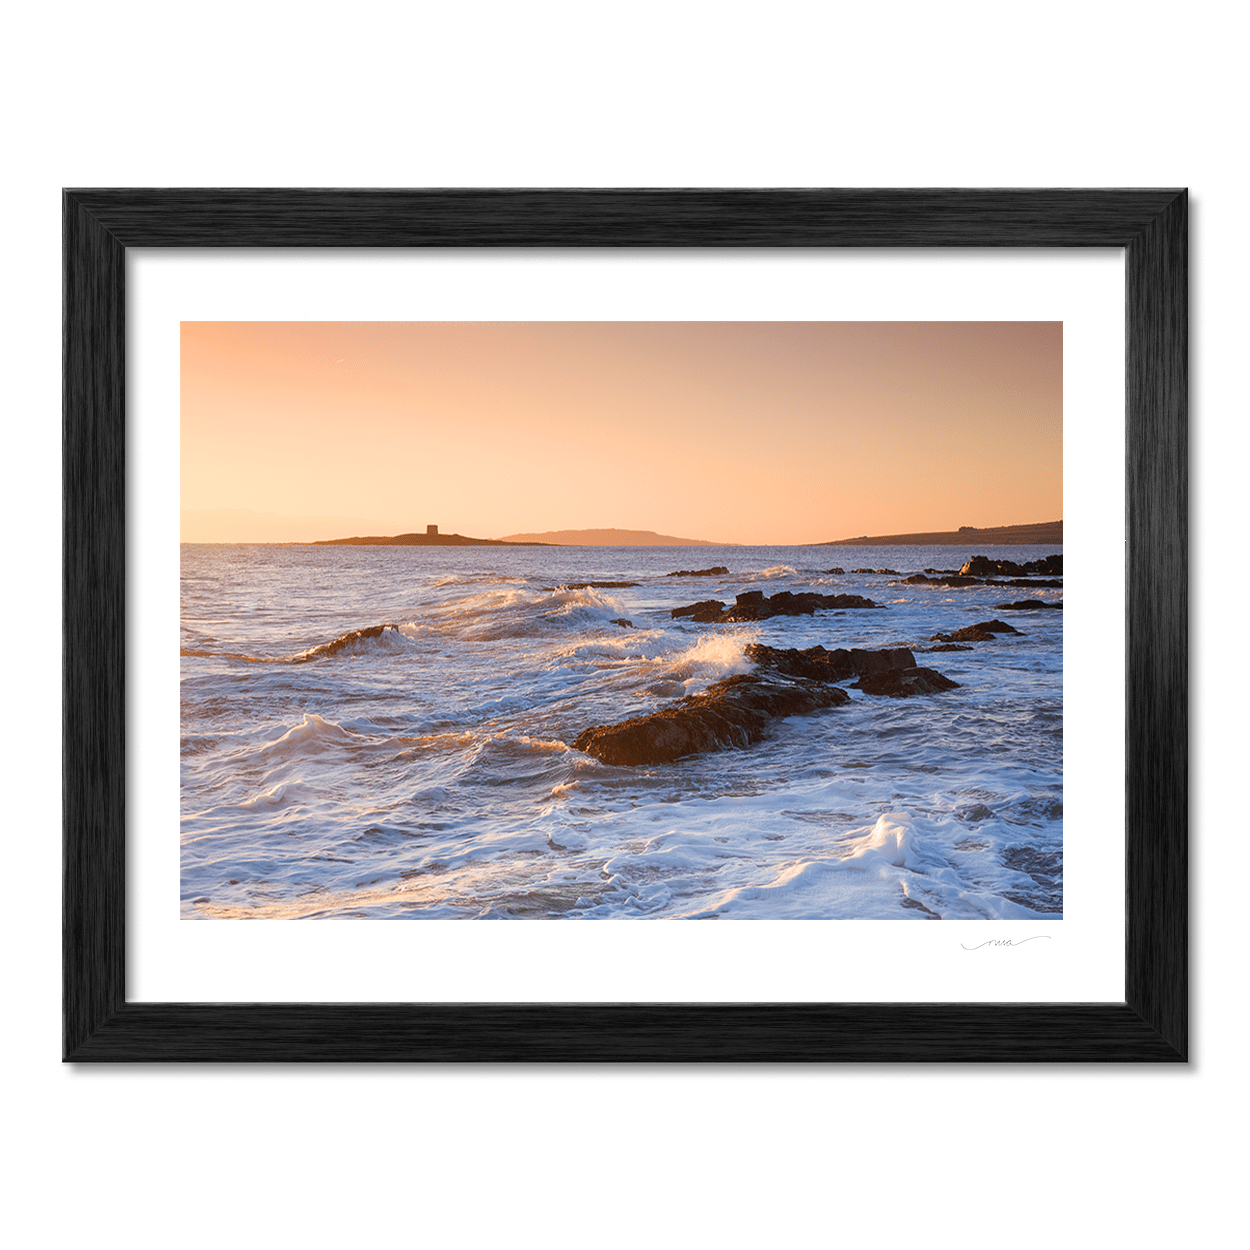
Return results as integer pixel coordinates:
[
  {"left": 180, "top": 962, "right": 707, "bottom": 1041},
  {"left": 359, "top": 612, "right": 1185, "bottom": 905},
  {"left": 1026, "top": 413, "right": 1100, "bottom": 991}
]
[{"left": 180, "top": 319, "right": 1063, "bottom": 922}]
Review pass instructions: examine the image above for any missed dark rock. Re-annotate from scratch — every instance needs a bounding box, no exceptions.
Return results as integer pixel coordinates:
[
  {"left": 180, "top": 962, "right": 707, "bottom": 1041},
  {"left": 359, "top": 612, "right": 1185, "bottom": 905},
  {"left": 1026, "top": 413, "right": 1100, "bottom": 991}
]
[
  {"left": 931, "top": 618, "right": 1023, "bottom": 644},
  {"left": 671, "top": 599, "right": 726, "bottom": 622},
  {"left": 552, "top": 580, "right": 640, "bottom": 589},
  {"left": 573, "top": 642, "right": 953, "bottom": 765},
  {"left": 675, "top": 587, "right": 880, "bottom": 622},
  {"left": 610, "top": 618, "right": 635, "bottom": 628},
  {"left": 932, "top": 627, "right": 997, "bottom": 642},
  {"left": 972, "top": 619, "right": 1022, "bottom": 634},
  {"left": 852, "top": 667, "right": 960, "bottom": 697},
  {"left": 995, "top": 600, "right": 1063, "bottom": 611},
  {"left": 672, "top": 589, "right": 878, "bottom": 623},
  {"left": 572, "top": 673, "right": 851, "bottom": 766},
  {"left": 729, "top": 590, "right": 880, "bottom": 620},
  {"left": 745, "top": 642, "right": 916, "bottom": 682},
  {"left": 898, "top": 573, "right": 984, "bottom": 587},
  {"left": 960, "top": 554, "right": 1063, "bottom": 578},
  {"left": 666, "top": 566, "right": 729, "bottom": 577},
  {"left": 825, "top": 567, "right": 845, "bottom": 575},
  {"left": 925, "top": 643, "right": 975, "bottom": 652}
]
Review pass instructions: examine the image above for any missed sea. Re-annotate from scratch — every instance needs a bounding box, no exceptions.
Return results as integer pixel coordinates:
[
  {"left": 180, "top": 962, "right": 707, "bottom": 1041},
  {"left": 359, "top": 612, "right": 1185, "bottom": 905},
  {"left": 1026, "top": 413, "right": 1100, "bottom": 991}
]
[{"left": 180, "top": 543, "right": 1063, "bottom": 920}]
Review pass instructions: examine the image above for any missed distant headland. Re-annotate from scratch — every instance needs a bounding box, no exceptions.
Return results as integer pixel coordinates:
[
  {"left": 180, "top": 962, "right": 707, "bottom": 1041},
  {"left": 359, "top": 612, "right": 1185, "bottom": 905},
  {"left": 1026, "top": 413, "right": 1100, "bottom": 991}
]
[
  {"left": 314, "top": 525, "right": 548, "bottom": 547},
  {"left": 822, "top": 520, "right": 1063, "bottom": 547},
  {"left": 496, "top": 528, "right": 718, "bottom": 547}
]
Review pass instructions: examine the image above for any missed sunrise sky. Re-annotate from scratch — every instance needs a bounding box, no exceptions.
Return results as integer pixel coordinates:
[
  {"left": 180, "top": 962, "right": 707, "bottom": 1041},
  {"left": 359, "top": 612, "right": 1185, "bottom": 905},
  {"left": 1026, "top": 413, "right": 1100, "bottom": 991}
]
[{"left": 180, "top": 321, "right": 1061, "bottom": 545}]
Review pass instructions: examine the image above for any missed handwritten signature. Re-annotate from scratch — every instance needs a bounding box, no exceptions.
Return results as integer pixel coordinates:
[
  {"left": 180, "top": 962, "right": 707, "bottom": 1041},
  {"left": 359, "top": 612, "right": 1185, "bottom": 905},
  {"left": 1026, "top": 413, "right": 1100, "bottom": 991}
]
[{"left": 961, "top": 936, "right": 1052, "bottom": 951}]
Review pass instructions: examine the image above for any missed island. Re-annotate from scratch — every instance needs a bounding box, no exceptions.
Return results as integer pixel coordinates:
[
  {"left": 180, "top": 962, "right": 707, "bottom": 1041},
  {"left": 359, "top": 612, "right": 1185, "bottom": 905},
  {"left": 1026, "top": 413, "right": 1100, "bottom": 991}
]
[{"left": 314, "top": 525, "right": 549, "bottom": 547}]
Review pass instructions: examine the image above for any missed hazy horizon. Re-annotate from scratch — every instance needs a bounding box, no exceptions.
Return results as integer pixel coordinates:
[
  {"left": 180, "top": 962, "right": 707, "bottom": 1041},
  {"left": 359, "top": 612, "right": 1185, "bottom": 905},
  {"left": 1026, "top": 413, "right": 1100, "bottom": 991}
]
[{"left": 182, "top": 321, "right": 1062, "bottom": 545}]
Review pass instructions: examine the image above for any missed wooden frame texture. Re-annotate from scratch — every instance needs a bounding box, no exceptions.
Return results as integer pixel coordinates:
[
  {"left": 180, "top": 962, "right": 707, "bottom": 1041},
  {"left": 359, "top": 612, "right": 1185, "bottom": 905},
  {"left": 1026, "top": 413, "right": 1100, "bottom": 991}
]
[{"left": 63, "top": 189, "right": 1188, "bottom": 1062}]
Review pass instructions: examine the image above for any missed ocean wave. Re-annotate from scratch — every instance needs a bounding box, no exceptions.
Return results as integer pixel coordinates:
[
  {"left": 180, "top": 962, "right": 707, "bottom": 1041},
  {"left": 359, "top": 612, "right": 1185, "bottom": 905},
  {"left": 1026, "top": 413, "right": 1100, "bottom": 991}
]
[
  {"left": 666, "top": 813, "right": 1059, "bottom": 920},
  {"left": 287, "top": 623, "right": 413, "bottom": 663},
  {"left": 256, "top": 712, "right": 363, "bottom": 759},
  {"left": 436, "top": 586, "right": 630, "bottom": 641}
]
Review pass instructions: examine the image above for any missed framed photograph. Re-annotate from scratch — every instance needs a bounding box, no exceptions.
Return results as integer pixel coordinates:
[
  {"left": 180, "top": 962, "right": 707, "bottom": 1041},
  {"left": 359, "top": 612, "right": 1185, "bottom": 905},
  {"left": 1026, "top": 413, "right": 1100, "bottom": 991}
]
[{"left": 63, "top": 189, "right": 1186, "bottom": 1061}]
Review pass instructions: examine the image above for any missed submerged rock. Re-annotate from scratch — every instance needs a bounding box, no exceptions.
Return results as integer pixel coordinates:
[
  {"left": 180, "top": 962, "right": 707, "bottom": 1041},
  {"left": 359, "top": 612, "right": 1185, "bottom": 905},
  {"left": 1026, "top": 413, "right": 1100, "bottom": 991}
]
[
  {"left": 666, "top": 566, "right": 729, "bottom": 577},
  {"left": 548, "top": 580, "right": 640, "bottom": 589},
  {"left": 573, "top": 642, "right": 955, "bottom": 766},
  {"left": 898, "top": 573, "right": 985, "bottom": 587},
  {"left": 995, "top": 599, "right": 1063, "bottom": 611}
]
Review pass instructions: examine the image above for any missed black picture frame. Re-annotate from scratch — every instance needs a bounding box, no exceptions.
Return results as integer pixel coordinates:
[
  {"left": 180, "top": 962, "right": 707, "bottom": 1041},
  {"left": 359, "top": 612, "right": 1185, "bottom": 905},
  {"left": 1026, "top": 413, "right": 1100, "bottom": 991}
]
[{"left": 63, "top": 188, "right": 1187, "bottom": 1062}]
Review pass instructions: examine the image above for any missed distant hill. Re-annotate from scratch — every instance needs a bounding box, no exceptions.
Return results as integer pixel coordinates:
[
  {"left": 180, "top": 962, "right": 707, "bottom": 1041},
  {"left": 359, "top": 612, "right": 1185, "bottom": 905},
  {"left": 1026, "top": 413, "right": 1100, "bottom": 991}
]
[
  {"left": 497, "top": 528, "right": 718, "bottom": 546},
  {"left": 823, "top": 520, "right": 1063, "bottom": 547}
]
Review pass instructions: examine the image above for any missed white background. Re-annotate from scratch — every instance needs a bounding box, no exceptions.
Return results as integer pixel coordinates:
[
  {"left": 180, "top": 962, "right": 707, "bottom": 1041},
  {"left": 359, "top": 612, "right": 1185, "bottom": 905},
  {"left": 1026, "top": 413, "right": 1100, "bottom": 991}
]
[{"left": 2, "top": 3, "right": 1241, "bottom": 1248}]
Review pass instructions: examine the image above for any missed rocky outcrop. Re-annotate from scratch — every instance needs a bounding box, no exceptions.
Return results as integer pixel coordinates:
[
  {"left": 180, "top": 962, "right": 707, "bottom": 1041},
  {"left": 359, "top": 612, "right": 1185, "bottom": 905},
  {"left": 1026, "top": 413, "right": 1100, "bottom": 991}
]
[
  {"left": 666, "top": 566, "right": 728, "bottom": 577},
  {"left": 573, "top": 642, "right": 955, "bottom": 766},
  {"left": 824, "top": 567, "right": 845, "bottom": 575},
  {"left": 571, "top": 674, "right": 851, "bottom": 765},
  {"left": 743, "top": 642, "right": 915, "bottom": 682},
  {"left": 853, "top": 667, "right": 960, "bottom": 697},
  {"left": 671, "top": 589, "right": 878, "bottom": 623},
  {"left": 960, "top": 554, "right": 1063, "bottom": 577},
  {"left": 930, "top": 619, "right": 1022, "bottom": 644},
  {"left": 995, "top": 599, "right": 1063, "bottom": 611},
  {"left": 670, "top": 598, "right": 729, "bottom": 622}
]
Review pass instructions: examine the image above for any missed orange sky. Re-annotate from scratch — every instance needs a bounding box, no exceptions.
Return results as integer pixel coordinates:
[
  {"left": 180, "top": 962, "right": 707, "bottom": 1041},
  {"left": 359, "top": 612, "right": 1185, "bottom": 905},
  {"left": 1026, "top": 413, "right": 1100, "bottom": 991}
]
[{"left": 181, "top": 321, "right": 1061, "bottom": 545}]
